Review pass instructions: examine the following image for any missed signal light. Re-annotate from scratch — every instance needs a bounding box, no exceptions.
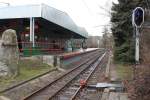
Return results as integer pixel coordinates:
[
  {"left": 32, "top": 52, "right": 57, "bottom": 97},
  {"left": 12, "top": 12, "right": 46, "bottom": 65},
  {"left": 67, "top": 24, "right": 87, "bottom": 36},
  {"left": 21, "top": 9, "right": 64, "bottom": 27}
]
[{"left": 132, "top": 7, "right": 144, "bottom": 28}]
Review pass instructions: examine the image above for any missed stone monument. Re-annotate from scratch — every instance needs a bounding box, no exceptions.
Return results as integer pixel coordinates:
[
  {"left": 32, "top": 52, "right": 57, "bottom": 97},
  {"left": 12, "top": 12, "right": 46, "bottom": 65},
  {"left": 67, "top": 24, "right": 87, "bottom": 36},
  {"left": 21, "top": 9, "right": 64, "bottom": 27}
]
[{"left": 0, "top": 29, "right": 19, "bottom": 77}]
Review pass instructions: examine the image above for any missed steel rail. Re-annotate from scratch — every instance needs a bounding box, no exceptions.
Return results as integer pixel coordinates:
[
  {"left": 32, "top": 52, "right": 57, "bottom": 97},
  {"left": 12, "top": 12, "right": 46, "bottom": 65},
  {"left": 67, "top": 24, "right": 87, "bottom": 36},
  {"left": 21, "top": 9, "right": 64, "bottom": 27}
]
[
  {"left": 22, "top": 51, "right": 103, "bottom": 100},
  {"left": 48, "top": 53, "right": 105, "bottom": 100},
  {"left": 23, "top": 55, "right": 100, "bottom": 100},
  {"left": 70, "top": 52, "right": 106, "bottom": 100}
]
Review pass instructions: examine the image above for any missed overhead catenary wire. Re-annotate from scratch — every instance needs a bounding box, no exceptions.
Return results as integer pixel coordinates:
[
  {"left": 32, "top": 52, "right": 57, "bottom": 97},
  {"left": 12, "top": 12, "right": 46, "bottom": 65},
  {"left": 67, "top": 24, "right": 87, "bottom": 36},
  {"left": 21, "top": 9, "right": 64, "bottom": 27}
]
[
  {"left": 93, "top": 24, "right": 111, "bottom": 28},
  {"left": 81, "top": 0, "right": 93, "bottom": 15},
  {"left": 0, "top": 2, "right": 10, "bottom": 6},
  {"left": 97, "top": 12, "right": 111, "bottom": 17},
  {"left": 81, "top": 0, "right": 111, "bottom": 17},
  {"left": 98, "top": 5, "right": 111, "bottom": 15}
]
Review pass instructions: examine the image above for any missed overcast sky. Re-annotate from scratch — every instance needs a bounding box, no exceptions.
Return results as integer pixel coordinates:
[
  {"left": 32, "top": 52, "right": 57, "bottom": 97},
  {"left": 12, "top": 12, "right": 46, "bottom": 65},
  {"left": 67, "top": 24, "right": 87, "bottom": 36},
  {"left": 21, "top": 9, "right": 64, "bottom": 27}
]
[{"left": 0, "top": 0, "right": 118, "bottom": 36}]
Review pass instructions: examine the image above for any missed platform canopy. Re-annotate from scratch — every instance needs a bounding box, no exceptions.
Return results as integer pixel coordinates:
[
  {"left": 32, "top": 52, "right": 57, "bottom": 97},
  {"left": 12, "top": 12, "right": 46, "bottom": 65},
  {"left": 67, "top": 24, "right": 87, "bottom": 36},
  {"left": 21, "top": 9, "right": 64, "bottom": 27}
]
[{"left": 0, "top": 4, "right": 88, "bottom": 38}]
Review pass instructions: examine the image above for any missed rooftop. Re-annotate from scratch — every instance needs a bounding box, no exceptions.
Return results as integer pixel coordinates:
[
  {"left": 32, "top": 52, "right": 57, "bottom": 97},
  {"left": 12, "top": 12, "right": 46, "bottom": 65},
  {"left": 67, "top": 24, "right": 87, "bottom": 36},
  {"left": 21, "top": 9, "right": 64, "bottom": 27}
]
[{"left": 0, "top": 4, "right": 88, "bottom": 38}]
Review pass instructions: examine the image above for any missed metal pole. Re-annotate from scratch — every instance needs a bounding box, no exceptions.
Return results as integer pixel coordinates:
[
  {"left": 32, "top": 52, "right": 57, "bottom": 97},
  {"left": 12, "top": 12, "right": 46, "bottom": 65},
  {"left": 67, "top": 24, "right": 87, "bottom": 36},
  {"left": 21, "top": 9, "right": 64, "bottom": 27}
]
[
  {"left": 30, "top": 17, "right": 32, "bottom": 42},
  {"left": 135, "top": 27, "right": 139, "bottom": 64},
  {"left": 97, "top": 40, "right": 100, "bottom": 48},
  {"left": 32, "top": 18, "right": 35, "bottom": 47}
]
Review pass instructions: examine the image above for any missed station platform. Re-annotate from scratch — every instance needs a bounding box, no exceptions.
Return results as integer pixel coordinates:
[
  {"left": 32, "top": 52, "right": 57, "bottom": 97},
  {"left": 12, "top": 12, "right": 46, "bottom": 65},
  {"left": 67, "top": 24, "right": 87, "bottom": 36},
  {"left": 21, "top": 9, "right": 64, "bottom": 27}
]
[
  {"left": 21, "top": 48, "right": 100, "bottom": 68},
  {"left": 60, "top": 48, "right": 99, "bottom": 59},
  {"left": 101, "top": 91, "right": 129, "bottom": 100}
]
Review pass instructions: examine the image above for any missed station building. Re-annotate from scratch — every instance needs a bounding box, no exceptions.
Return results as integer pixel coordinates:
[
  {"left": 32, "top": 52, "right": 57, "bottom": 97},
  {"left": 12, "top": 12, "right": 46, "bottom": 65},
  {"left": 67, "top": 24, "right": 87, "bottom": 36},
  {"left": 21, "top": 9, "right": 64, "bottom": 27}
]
[{"left": 0, "top": 4, "right": 88, "bottom": 56}]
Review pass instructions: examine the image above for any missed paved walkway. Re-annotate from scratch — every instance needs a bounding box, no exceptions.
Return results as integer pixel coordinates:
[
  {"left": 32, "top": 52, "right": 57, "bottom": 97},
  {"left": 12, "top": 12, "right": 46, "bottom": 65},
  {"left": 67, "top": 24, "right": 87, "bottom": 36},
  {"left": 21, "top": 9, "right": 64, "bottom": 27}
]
[
  {"left": 101, "top": 91, "right": 130, "bottom": 100},
  {"left": 107, "top": 52, "right": 119, "bottom": 82}
]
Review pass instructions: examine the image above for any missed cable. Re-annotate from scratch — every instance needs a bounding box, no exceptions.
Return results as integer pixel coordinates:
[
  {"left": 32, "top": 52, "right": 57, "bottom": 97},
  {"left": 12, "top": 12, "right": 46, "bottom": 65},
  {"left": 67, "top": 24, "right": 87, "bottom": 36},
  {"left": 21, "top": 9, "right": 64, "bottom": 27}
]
[
  {"left": 93, "top": 24, "right": 111, "bottom": 28},
  {"left": 0, "top": 2, "right": 10, "bottom": 6},
  {"left": 98, "top": 5, "right": 111, "bottom": 14},
  {"left": 81, "top": 0, "right": 92, "bottom": 15},
  {"left": 97, "top": 13, "right": 111, "bottom": 17}
]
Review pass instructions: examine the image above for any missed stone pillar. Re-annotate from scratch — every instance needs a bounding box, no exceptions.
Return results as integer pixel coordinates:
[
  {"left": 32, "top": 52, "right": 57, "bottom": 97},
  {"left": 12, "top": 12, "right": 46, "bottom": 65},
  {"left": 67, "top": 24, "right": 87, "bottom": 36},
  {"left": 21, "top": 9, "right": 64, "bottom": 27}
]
[{"left": 0, "top": 29, "right": 19, "bottom": 77}]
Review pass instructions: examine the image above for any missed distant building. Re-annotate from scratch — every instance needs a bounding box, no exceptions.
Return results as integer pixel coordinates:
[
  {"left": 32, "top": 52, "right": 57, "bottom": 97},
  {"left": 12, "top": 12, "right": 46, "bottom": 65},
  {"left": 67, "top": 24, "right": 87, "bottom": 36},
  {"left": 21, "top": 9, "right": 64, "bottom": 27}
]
[{"left": 86, "top": 36, "right": 102, "bottom": 48}]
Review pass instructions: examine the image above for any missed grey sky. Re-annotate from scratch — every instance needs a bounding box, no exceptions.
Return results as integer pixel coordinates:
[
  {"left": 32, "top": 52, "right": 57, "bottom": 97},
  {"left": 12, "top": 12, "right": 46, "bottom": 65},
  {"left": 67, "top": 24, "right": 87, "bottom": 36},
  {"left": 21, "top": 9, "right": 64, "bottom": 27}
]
[{"left": 0, "top": 0, "right": 118, "bottom": 36}]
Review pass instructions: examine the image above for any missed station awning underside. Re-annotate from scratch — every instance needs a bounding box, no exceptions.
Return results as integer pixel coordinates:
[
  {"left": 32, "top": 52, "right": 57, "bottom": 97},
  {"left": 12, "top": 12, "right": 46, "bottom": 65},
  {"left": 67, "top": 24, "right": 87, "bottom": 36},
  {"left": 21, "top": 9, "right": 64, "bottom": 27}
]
[{"left": 0, "top": 4, "right": 88, "bottom": 38}]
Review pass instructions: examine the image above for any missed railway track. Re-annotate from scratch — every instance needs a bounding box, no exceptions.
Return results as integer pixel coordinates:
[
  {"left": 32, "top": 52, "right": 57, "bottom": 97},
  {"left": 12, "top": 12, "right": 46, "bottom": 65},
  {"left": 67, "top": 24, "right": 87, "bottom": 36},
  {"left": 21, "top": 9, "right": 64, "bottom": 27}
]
[
  {"left": 87, "top": 52, "right": 108, "bottom": 85},
  {"left": 75, "top": 52, "right": 109, "bottom": 100},
  {"left": 22, "top": 51, "right": 106, "bottom": 100},
  {"left": 51, "top": 52, "right": 106, "bottom": 100}
]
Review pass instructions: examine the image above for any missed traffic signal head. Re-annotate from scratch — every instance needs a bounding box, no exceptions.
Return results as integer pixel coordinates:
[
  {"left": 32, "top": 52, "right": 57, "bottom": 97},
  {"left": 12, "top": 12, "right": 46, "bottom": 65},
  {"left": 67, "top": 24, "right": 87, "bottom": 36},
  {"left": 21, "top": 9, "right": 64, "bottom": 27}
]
[{"left": 133, "top": 7, "right": 144, "bottom": 27}]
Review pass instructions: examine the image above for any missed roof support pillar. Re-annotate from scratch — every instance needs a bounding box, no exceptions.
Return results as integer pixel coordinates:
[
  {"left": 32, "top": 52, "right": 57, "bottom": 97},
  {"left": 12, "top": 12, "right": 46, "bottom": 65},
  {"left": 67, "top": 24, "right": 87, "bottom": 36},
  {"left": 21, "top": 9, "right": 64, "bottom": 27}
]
[
  {"left": 30, "top": 17, "right": 32, "bottom": 42},
  {"left": 30, "top": 17, "right": 35, "bottom": 47},
  {"left": 32, "top": 18, "right": 35, "bottom": 47}
]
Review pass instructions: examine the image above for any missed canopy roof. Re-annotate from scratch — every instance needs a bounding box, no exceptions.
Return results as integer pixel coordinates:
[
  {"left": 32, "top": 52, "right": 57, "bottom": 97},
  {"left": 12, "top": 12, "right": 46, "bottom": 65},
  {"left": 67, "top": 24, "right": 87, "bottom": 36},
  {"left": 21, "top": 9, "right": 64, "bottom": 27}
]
[{"left": 0, "top": 4, "right": 88, "bottom": 38}]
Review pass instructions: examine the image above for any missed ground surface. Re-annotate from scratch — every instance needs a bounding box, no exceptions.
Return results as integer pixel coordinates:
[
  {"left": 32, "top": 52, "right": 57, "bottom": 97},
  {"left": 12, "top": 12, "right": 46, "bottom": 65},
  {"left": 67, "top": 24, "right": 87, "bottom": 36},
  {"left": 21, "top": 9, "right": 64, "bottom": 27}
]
[
  {"left": 108, "top": 55, "right": 133, "bottom": 100},
  {"left": 0, "top": 51, "right": 133, "bottom": 100},
  {"left": 1, "top": 70, "right": 63, "bottom": 100},
  {"left": 110, "top": 63, "right": 133, "bottom": 81},
  {"left": 0, "top": 50, "right": 98, "bottom": 100},
  {"left": 109, "top": 52, "right": 133, "bottom": 81},
  {"left": 0, "top": 58, "right": 54, "bottom": 91}
]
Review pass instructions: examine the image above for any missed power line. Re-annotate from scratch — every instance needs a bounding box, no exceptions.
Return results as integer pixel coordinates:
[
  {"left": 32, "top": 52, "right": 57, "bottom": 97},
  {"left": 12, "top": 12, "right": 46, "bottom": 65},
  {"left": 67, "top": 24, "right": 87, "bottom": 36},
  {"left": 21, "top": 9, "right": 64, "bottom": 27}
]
[
  {"left": 97, "top": 13, "right": 111, "bottom": 17},
  {"left": 93, "top": 24, "right": 111, "bottom": 28},
  {"left": 81, "top": 0, "right": 112, "bottom": 18},
  {"left": 0, "top": 2, "right": 10, "bottom": 6},
  {"left": 98, "top": 5, "right": 111, "bottom": 14},
  {"left": 81, "top": 0, "right": 92, "bottom": 15}
]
